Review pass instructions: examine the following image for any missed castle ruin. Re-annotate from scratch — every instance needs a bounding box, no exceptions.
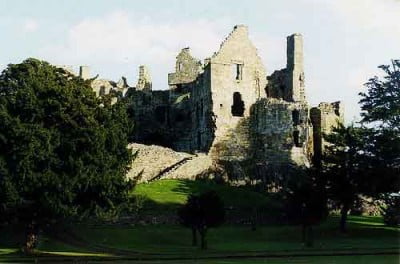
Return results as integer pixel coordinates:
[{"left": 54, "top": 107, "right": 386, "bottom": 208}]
[{"left": 72, "top": 25, "right": 344, "bottom": 184}]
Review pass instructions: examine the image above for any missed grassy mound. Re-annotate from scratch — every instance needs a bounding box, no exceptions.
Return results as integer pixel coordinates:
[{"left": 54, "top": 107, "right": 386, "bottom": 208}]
[{"left": 132, "top": 179, "right": 272, "bottom": 209}]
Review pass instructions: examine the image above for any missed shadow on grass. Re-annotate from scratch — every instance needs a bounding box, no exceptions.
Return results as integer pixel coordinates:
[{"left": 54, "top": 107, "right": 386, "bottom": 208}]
[
  {"left": 133, "top": 179, "right": 283, "bottom": 225},
  {"left": 1, "top": 180, "right": 399, "bottom": 261}
]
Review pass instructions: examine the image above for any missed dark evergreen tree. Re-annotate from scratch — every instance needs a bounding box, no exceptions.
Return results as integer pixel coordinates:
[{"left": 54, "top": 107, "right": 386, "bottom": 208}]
[{"left": 0, "top": 58, "right": 135, "bottom": 253}]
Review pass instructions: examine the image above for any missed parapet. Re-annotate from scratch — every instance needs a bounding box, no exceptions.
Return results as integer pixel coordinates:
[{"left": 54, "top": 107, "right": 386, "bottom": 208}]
[{"left": 317, "top": 101, "right": 344, "bottom": 118}]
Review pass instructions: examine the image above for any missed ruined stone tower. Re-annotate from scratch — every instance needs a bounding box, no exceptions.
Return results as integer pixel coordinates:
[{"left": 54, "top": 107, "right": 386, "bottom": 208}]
[
  {"left": 136, "top": 65, "right": 152, "bottom": 92},
  {"left": 79, "top": 65, "right": 90, "bottom": 80},
  {"left": 310, "top": 101, "right": 344, "bottom": 164},
  {"left": 286, "top": 34, "right": 305, "bottom": 102}
]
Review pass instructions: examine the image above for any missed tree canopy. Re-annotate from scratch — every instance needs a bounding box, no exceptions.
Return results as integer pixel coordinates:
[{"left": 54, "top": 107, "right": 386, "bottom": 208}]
[
  {"left": 0, "top": 58, "right": 134, "bottom": 251},
  {"left": 322, "top": 60, "right": 400, "bottom": 231},
  {"left": 359, "top": 60, "right": 400, "bottom": 131}
]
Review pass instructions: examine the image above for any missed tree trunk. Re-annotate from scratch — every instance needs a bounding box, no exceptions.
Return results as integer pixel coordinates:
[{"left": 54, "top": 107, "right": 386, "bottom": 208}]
[
  {"left": 24, "top": 223, "right": 38, "bottom": 254},
  {"left": 191, "top": 227, "right": 197, "bottom": 246},
  {"left": 302, "top": 224, "right": 306, "bottom": 244},
  {"left": 306, "top": 225, "right": 314, "bottom": 247},
  {"left": 251, "top": 208, "right": 258, "bottom": 231},
  {"left": 199, "top": 228, "right": 207, "bottom": 250},
  {"left": 340, "top": 204, "right": 350, "bottom": 233}
]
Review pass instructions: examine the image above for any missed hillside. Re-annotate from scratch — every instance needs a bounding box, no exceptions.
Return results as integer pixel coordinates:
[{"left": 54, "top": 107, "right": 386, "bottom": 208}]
[{"left": 131, "top": 179, "right": 281, "bottom": 225}]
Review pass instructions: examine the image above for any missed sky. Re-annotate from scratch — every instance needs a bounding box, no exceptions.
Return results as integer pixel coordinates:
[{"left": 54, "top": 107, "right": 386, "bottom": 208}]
[{"left": 0, "top": 0, "right": 399, "bottom": 122}]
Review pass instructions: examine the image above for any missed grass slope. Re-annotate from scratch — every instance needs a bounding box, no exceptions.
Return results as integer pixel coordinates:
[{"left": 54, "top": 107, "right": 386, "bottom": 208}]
[{"left": 132, "top": 179, "right": 273, "bottom": 212}]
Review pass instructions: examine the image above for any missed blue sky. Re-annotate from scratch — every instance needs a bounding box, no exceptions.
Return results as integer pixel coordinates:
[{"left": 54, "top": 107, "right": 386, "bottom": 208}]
[{"left": 1, "top": 0, "right": 399, "bottom": 122}]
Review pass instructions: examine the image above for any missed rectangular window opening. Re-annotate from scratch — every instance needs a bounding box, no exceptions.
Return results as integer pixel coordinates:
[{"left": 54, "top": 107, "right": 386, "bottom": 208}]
[{"left": 232, "top": 64, "right": 243, "bottom": 80}]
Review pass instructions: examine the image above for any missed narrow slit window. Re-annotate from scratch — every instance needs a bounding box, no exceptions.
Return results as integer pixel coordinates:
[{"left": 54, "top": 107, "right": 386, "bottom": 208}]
[{"left": 233, "top": 64, "right": 243, "bottom": 80}]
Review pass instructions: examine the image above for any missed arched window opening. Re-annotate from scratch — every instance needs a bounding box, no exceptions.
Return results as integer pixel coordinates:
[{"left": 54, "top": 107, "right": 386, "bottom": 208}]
[{"left": 231, "top": 92, "right": 245, "bottom": 117}]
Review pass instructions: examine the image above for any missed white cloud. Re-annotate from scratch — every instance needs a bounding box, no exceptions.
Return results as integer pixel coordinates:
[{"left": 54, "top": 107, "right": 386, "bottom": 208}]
[
  {"left": 40, "top": 11, "right": 235, "bottom": 87},
  {"left": 23, "top": 18, "right": 39, "bottom": 32},
  {"left": 41, "top": 12, "right": 234, "bottom": 87}
]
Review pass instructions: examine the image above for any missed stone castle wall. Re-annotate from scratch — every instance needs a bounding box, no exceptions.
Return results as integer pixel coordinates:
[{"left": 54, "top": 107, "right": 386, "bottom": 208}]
[
  {"left": 310, "top": 101, "right": 344, "bottom": 163},
  {"left": 71, "top": 25, "right": 343, "bottom": 185}
]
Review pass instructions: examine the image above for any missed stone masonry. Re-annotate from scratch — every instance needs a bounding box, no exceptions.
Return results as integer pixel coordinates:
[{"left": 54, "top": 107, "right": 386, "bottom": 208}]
[
  {"left": 68, "top": 25, "right": 343, "bottom": 185},
  {"left": 310, "top": 101, "right": 344, "bottom": 165}
]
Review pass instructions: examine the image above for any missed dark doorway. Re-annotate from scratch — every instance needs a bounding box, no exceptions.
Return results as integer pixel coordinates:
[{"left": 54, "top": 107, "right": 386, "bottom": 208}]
[{"left": 231, "top": 92, "right": 245, "bottom": 117}]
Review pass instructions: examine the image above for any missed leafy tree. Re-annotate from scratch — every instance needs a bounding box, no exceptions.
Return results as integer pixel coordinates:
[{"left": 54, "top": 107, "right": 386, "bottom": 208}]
[
  {"left": 359, "top": 60, "right": 400, "bottom": 131},
  {"left": 0, "top": 59, "right": 134, "bottom": 253},
  {"left": 323, "top": 124, "right": 367, "bottom": 232},
  {"left": 359, "top": 59, "right": 400, "bottom": 188},
  {"left": 323, "top": 60, "right": 400, "bottom": 231},
  {"left": 381, "top": 194, "right": 400, "bottom": 227},
  {"left": 178, "top": 191, "right": 225, "bottom": 249}
]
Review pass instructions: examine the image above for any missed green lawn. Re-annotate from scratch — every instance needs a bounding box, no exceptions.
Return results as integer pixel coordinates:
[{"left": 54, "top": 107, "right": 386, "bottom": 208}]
[
  {"left": 66, "top": 215, "right": 398, "bottom": 254},
  {"left": 0, "top": 179, "right": 398, "bottom": 262},
  {"left": 132, "top": 179, "right": 273, "bottom": 209},
  {"left": 0, "top": 215, "right": 398, "bottom": 262},
  {"left": 88, "top": 255, "right": 399, "bottom": 264}
]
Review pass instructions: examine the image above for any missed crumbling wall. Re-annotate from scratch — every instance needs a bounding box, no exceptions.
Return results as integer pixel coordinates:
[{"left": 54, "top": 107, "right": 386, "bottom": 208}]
[
  {"left": 91, "top": 79, "right": 115, "bottom": 96},
  {"left": 167, "top": 48, "right": 214, "bottom": 153},
  {"left": 168, "top": 47, "right": 202, "bottom": 88},
  {"left": 310, "top": 101, "right": 344, "bottom": 164},
  {"left": 248, "top": 99, "right": 311, "bottom": 188},
  {"left": 266, "top": 34, "right": 305, "bottom": 103},
  {"left": 209, "top": 98, "right": 312, "bottom": 186},
  {"left": 128, "top": 89, "right": 172, "bottom": 147},
  {"left": 266, "top": 69, "right": 287, "bottom": 99},
  {"left": 208, "top": 25, "right": 267, "bottom": 150},
  {"left": 62, "top": 25, "right": 346, "bottom": 187},
  {"left": 136, "top": 65, "right": 152, "bottom": 92}
]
